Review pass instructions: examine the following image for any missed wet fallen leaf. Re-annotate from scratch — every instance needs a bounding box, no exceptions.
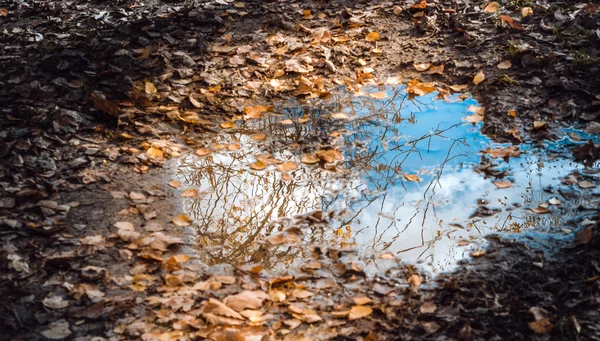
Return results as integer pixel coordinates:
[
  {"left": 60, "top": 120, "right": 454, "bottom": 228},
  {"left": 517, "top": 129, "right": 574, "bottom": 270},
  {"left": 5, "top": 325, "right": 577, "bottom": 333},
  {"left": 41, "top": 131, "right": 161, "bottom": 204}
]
[
  {"left": 473, "top": 71, "right": 485, "bottom": 85},
  {"left": 146, "top": 147, "right": 164, "bottom": 159},
  {"left": 493, "top": 181, "right": 512, "bottom": 188},
  {"left": 182, "top": 189, "right": 198, "bottom": 198},
  {"left": 403, "top": 173, "right": 421, "bottom": 182},
  {"left": 280, "top": 119, "right": 294, "bottom": 125},
  {"left": 244, "top": 105, "right": 272, "bottom": 119},
  {"left": 369, "top": 91, "right": 388, "bottom": 99},
  {"left": 508, "top": 110, "right": 517, "bottom": 118},
  {"left": 276, "top": 161, "right": 297, "bottom": 172},
  {"left": 422, "top": 321, "right": 440, "bottom": 334},
  {"left": 408, "top": 274, "right": 422, "bottom": 287},
  {"left": 521, "top": 7, "right": 533, "bottom": 18},
  {"left": 316, "top": 148, "right": 342, "bottom": 163},
  {"left": 267, "top": 233, "right": 286, "bottom": 245},
  {"left": 497, "top": 60, "right": 512, "bottom": 69},
  {"left": 471, "top": 250, "right": 486, "bottom": 257},
  {"left": 365, "top": 32, "right": 380, "bottom": 42},
  {"left": 189, "top": 94, "right": 202, "bottom": 109},
  {"left": 407, "top": 79, "right": 436, "bottom": 96},
  {"left": 575, "top": 227, "right": 593, "bottom": 245},
  {"left": 204, "top": 298, "right": 244, "bottom": 322},
  {"left": 505, "top": 126, "right": 522, "bottom": 141},
  {"left": 168, "top": 180, "right": 181, "bottom": 188},
  {"left": 533, "top": 121, "right": 548, "bottom": 130},
  {"left": 332, "top": 112, "right": 349, "bottom": 120},
  {"left": 450, "top": 84, "right": 469, "bottom": 92},
  {"left": 348, "top": 305, "right": 373, "bottom": 320},
  {"left": 529, "top": 319, "right": 554, "bottom": 334},
  {"left": 172, "top": 214, "right": 192, "bottom": 226},
  {"left": 482, "top": 145, "right": 522, "bottom": 159},
  {"left": 483, "top": 1, "right": 499, "bottom": 13},
  {"left": 414, "top": 62, "right": 431, "bottom": 71},
  {"left": 224, "top": 290, "right": 270, "bottom": 312},
  {"left": 251, "top": 133, "right": 266, "bottom": 141},
  {"left": 579, "top": 180, "right": 597, "bottom": 189},
  {"left": 145, "top": 81, "right": 157, "bottom": 95},
  {"left": 385, "top": 76, "right": 403, "bottom": 86},
  {"left": 379, "top": 252, "right": 396, "bottom": 260},
  {"left": 41, "top": 320, "right": 72, "bottom": 340},
  {"left": 220, "top": 121, "right": 235, "bottom": 129},
  {"left": 250, "top": 160, "right": 268, "bottom": 170},
  {"left": 531, "top": 206, "right": 550, "bottom": 214},
  {"left": 195, "top": 148, "right": 212, "bottom": 156}
]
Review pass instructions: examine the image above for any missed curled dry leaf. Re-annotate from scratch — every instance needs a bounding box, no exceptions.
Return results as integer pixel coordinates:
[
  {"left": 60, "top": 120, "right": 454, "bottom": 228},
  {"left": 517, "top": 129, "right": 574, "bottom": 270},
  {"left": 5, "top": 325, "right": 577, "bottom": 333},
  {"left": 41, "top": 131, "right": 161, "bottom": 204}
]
[
  {"left": 146, "top": 147, "right": 164, "bottom": 159},
  {"left": 471, "top": 250, "right": 486, "bottom": 257},
  {"left": 473, "top": 71, "right": 485, "bottom": 85},
  {"left": 450, "top": 84, "right": 469, "bottom": 92},
  {"left": 189, "top": 94, "right": 202, "bottom": 108},
  {"left": 172, "top": 214, "right": 192, "bottom": 226},
  {"left": 428, "top": 64, "right": 444, "bottom": 74},
  {"left": 403, "top": 173, "right": 420, "bottom": 182},
  {"left": 500, "top": 15, "right": 524, "bottom": 30},
  {"left": 533, "top": 121, "right": 548, "bottom": 130},
  {"left": 223, "top": 290, "right": 270, "bottom": 312},
  {"left": 349, "top": 305, "right": 373, "bottom": 320},
  {"left": 407, "top": 79, "right": 436, "bottom": 96},
  {"left": 408, "top": 274, "right": 422, "bottom": 287}
]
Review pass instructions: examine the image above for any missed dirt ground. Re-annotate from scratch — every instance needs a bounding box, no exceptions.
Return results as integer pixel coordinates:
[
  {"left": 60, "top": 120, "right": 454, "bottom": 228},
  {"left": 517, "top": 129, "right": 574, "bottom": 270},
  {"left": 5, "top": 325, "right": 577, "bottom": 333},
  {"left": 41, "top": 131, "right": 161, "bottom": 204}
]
[{"left": 1, "top": 0, "right": 599, "bottom": 340}]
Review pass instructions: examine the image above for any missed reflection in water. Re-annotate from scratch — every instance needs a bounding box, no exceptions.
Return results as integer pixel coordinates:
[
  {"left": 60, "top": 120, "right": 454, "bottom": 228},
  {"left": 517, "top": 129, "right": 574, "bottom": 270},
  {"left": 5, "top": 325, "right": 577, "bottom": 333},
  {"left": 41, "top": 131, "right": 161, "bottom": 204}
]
[{"left": 175, "top": 85, "right": 594, "bottom": 274}]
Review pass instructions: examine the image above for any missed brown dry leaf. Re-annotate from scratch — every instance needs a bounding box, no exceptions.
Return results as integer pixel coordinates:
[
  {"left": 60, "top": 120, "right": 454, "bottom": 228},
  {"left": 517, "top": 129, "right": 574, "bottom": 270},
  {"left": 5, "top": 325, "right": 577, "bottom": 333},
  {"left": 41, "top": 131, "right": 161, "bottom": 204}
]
[
  {"left": 414, "top": 62, "right": 431, "bottom": 72},
  {"left": 500, "top": 15, "right": 524, "bottom": 30},
  {"left": 331, "top": 112, "right": 349, "bottom": 120},
  {"left": 181, "top": 189, "right": 198, "bottom": 198},
  {"left": 449, "top": 84, "right": 469, "bottom": 92},
  {"left": 483, "top": 1, "right": 499, "bottom": 13},
  {"left": 407, "top": 79, "right": 436, "bottom": 96},
  {"left": 482, "top": 145, "right": 522, "bottom": 159},
  {"left": 251, "top": 133, "right": 266, "bottom": 141},
  {"left": 369, "top": 91, "right": 388, "bottom": 99},
  {"left": 529, "top": 319, "right": 554, "bottom": 334},
  {"left": 575, "top": 227, "right": 593, "bottom": 245},
  {"left": 168, "top": 180, "right": 181, "bottom": 188},
  {"left": 471, "top": 250, "right": 486, "bottom": 257},
  {"left": 276, "top": 162, "right": 297, "bottom": 172},
  {"left": 385, "top": 76, "right": 403, "bottom": 86},
  {"left": 301, "top": 154, "right": 320, "bottom": 165},
  {"left": 172, "top": 214, "right": 192, "bottom": 226},
  {"left": 316, "top": 148, "right": 342, "bottom": 163},
  {"left": 404, "top": 173, "right": 420, "bottom": 182},
  {"left": 493, "top": 181, "right": 512, "bottom": 188},
  {"left": 349, "top": 305, "right": 373, "bottom": 320},
  {"left": 43, "top": 296, "right": 69, "bottom": 309},
  {"left": 531, "top": 206, "right": 550, "bottom": 214},
  {"left": 267, "top": 233, "right": 286, "bottom": 245},
  {"left": 411, "top": 0, "right": 427, "bottom": 9},
  {"left": 579, "top": 180, "right": 597, "bottom": 189},
  {"left": 146, "top": 147, "right": 164, "bottom": 159},
  {"left": 244, "top": 105, "right": 272, "bottom": 120},
  {"left": 195, "top": 148, "right": 212, "bottom": 156},
  {"left": 223, "top": 290, "right": 269, "bottom": 312},
  {"left": 353, "top": 296, "right": 373, "bottom": 305},
  {"left": 379, "top": 252, "right": 396, "bottom": 260},
  {"left": 188, "top": 95, "right": 202, "bottom": 109},
  {"left": 533, "top": 121, "right": 548, "bottom": 130},
  {"left": 365, "top": 32, "right": 380, "bottom": 42},
  {"left": 420, "top": 301, "right": 437, "bottom": 314},
  {"left": 428, "top": 64, "right": 445, "bottom": 74},
  {"left": 220, "top": 121, "right": 235, "bottom": 129},
  {"left": 164, "top": 255, "right": 190, "bottom": 272},
  {"left": 91, "top": 94, "right": 119, "bottom": 117},
  {"left": 297, "top": 76, "right": 314, "bottom": 95},
  {"left": 0, "top": 8, "right": 8, "bottom": 16},
  {"left": 521, "top": 7, "right": 533, "bottom": 18},
  {"left": 228, "top": 143, "right": 241, "bottom": 151},
  {"left": 473, "top": 71, "right": 485, "bottom": 85},
  {"left": 145, "top": 81, "right": 157, "bottom": 95},
  {"left": 41, "top": 320, "right": 72, "bottom": 340},
  {"left": 508, "top": 110, "right": 517, "bottom": 118},
  {"left": 280, "top": 119, "right": 294, "bottom": 125},
  {"left": 204, "top": 298, "right": 244, "bottom": 320},
  {"left": 497, "top": 60, "right": 512, "bottom": 69},
  {"left": 408, "top": 274, "right": 422, "bottom": 287},
  {"left": 465, "top": 112, "right": 484, "bottom": 123},
  {"left": 250, "top": 160, "right": 268, "bottom": 171}
]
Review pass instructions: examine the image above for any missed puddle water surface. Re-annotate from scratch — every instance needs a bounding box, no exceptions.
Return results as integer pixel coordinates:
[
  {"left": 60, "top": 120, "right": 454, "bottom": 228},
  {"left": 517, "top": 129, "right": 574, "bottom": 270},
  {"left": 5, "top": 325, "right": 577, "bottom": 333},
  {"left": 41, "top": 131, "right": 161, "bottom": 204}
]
[{"left": 174, "top": 86, "right": 597, "bottom": 275}]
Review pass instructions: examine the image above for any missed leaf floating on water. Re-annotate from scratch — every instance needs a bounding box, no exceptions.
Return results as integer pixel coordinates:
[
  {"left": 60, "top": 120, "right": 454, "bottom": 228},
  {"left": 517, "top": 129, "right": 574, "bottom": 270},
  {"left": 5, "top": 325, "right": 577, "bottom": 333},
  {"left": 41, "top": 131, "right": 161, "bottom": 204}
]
[
  {"left": 251, "top": 133, "right": 266, "bottom": 141},
  {"left": 220, "top": 121, "right": 235, "bottom": 129},
  {"left": 168, "top": 180, "right": 181, "bottom": 188},
  {"left": 276, "top": 161, "right": 297, "bottom": 172},
  {"left": 316, "top": 148, "right": 342, "bottom": 163},
  {"left": 403, "top": 173, "right": 421, "bottom": 182},
  {"left": 368, "top": 91, "right": 387, "bottom": 99},
  {"left": 531, "top": 205, "right": 550, "bottom": 214},
  {"left": 302, "top": 154, "right": 320, "bottom": 165},
  {"left": 493, "top": 181, "right": 512, "bottom": 188},
  {"left": 449, "top": 84, "right": 469, "bottom": 92},
  {"left": 243, "top": 105, "right": 272, "bottom": 119},
  {"left": 348, "top": 305, "right": 373, "bottom": 320},
  {"left": 482, "top": 145, "right": 522, "bottom": 159},
  {"left": 471, "top": 250, "right": 485, "bottom": 257},
  {"left": 385, "top": 76, "right": 403, "bottom": 86},
  {"left": 331, "top": 112, "right": 349, "bottom": 120},
  {"left": 195, "top": 148, "right": 212, "bottom": 156},
  {"left": 267, "top": 233, "right": 286, "bottom": 245},
  {"left": 414, "top": 62, "right": 431, "bottom": 72},
  {"left": 579, "top": 180, "right": 597, "bottom": 189},
  {"left": 483, "top": 1, "right": 499, "bottom": 12},
  {"left": 407, "top": 79, "right": 436, "bottom": 96},
  {"left": 181, "top": 189, "right": 198, "bottom": 198},
  {"left": 548, "top": 197, "right": 562, "bottom": 205},
  {"left": 280, "top": 119, "right": 294, "bottom": 125},
  {"left": 408, "top": 274, "right": 422, "bottom": 287},
  {"left": 497, "top": 60, "right": 512, "bottom": 69},
  {"left": 250, "top": 160, "right": 268, "bottom": 170},
  {"left": 473, "top": 71, "right": 485, "bottom": 85},
  {"left": 365, "top": 32, "right": 380, "bottom": 41},
  {"left": 172, "top": 214, "right": 192, "bottom": 226},
  {"left": 146, "top": 147, "right": 164, "bottom": 159}
]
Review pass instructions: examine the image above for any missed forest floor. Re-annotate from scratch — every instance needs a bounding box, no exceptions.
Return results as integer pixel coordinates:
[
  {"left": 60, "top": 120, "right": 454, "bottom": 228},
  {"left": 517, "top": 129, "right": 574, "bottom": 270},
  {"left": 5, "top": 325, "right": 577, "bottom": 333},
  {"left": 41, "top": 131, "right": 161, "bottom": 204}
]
[{"left": 1, "top": 0, "right": 600, "bottom": 340}]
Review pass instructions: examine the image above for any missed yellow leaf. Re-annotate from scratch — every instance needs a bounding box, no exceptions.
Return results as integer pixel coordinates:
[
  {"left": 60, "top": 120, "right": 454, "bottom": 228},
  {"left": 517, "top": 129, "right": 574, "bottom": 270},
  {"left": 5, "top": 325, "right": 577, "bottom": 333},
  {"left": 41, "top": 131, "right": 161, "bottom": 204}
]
[
  {"left": 483, "top": 1, "right": 499, "bottom": 13},
  {"left": 301, "top": 154, "right": 320, "bottom": 165},
  {"left": 249, "top": 160, "right": 267, "bottom": 170},
  {"left": 352, "top": 296, "right": 373, "bottom": 305},
  {"left": 497, "top": 60, "right": 512, "bottom": 69},
  {"left": 168, "top": 180, "right": 181, "bottom": 188},
  {"left": 368, "top": 91, "right": 387, "bottom": 99},
  {"left": 471, "top": 250, "right": 485, "bottom": 257},
  {"left": 473, "top": 71, "right": 485, "bottom": 85},
  {"left": 406, "top": 79, "right": 436, "bottom": 96},
  {"left": 273, "top": 69, "right": 285, "bottom": 78},
  {"left": 413, "top": 62, "right": 431, "bottom": 71},
  {"left": 449, "top": 84, "right": 469, "bottom": 92},
  {"left": 195, "top": 148, "right": 212, "bottom": 156},
  {"left": 521, "top": 7, "right": 533, "bottom": 18},
  {"left": 145, "top": 81, "right": 157, "bottom": 95},
  {"left": 493, "top": 181, "right": 512, "bottom": 188},
  {"left": 173, "top": 214, "right": 192, "bottom": 226},
  {"left": 220, "top": 121, "right": 235, "bottom": 129},
  {"left": 348, "top": 305, "right": 373, "bottom": 320},
  {"left": 181, "top": 189, "right": 198, "bottom": 198},
  {"left": 508, "top": 110, "right": 517, "bottom": 118},
  {"left": 365, "top": 32, "right": 380, "bottom": 42},
  {"left": 146, "top": 147, "right": 164, "bottom": 159},
  {"left": 403, "top": 173, "right": 420, "bottom": 182},
  {"left": 251, "top": 133, "right": 266, "bottom": 141}
]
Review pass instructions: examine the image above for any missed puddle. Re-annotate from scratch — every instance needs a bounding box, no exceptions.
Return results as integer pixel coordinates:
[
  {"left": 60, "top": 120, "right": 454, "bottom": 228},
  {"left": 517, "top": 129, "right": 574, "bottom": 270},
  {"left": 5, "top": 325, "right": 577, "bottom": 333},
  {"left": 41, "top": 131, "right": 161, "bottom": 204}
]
[{"left": 174, "top": 85, "right": 599, "bottom": 275}]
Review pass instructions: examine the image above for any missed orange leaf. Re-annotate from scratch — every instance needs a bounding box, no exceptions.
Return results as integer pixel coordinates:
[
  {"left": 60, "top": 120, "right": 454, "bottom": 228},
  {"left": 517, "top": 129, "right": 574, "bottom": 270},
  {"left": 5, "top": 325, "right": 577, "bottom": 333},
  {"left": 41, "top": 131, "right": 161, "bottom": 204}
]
[
  {"left": 473, "top": 71, "right": 485, "bottom": 85},
  {"left": 365, "top": 32, "right": 380, "bottom": 42},
  {"left": 500, "top": 15, "right": 524, "bottom": 30}
]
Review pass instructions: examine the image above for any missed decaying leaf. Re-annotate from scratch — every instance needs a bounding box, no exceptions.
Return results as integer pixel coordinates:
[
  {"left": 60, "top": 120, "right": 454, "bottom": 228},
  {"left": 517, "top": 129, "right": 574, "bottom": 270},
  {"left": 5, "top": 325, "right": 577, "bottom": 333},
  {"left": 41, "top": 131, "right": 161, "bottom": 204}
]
[
  {"left": 500, "top": 15, "right": 524, "bottom": 30},
  {"left": 41, "top": 320, "right": 72, "bottom": 340},
  {"left": 223, "top": 290, "right": 270, "bottom": 312},
  {"left": 483, "top": 1, "right": 499, "bottom": 13},
  {"left": 473, "top": 71, "right": 485, "bottom": 85},
  {"left": 420, "top": 301, "right": 437, "bottom": 314},
  {"left": 42, "top": 296, "right": 69, "bottom": 309},
  {"left": 348, "top": 305, "right": 373, "bottom": 320},
  {"left": 251, "top": 133, "right": 266, "bottom": 141},
  {"left": 529, "top": 319, "right": 554, "bottom": 334},
  {"left": 497, "top": 60, "right": 512, "bottom": 69}
]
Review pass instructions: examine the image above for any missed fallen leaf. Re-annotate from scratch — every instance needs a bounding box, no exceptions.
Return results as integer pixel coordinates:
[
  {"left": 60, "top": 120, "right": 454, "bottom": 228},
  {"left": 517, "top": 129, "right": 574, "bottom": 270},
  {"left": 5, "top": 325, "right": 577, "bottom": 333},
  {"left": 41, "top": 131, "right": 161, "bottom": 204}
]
[
  {"left": 482, "top": 145, "right": 522, "bottom": 159},
  {"left": 251, "top": 133, "right": 266, "bottom": 141},
  {"left": 0, "top": 8, "right": 8, "bottom": 16},
  {"left": 41, "top": 320, "right": 72, "bottom": 340},
  {"left": 428, "top": 64, "right": 445, "bottom": 74},
  {"left": 414, "top": 62, "right": 431, "bottom": 71},
  {"left": 365, "top": 32, "right": 380, "bottom": 42},
  {"left": 42, "top": 296, "right": 69, "bottom": 309},
  {"left": 146, "top": 147, "right": 164, "bottom": 159},
  {"left": 204, "top": 298, "right": 244, "bottom": 320},
  {"left": 195, "top": 148, "right": 212, "bottom": 156},
  {"left": 224, "top": 290, "right": 270, "bottom": 311},
  {"left": 411, "top": 0, "right": 427, "bottom": 9},
  {"left": 379, "top": 252, "right": 396, "bottom": 260},
  {"left": 168, "top": 180, "right": 181, "bottom": 188},
  {"left": 220, "top": 121, "right": 235, "bottom": 129},
  {"left": 493, "top": 181, "right": 512, "bottom": 188},
  {"left": 403, "top": 173, "right": 421, "bottom": 182},
  {"left": 352, "top": 296, "right": 372, "bottom": 305},
  {"left": 531, "top": 206, "right": 550, "bottom": 214},
  {"left": 521, "top": 7, "right": 533, "bottom": 18},
  {"left": 497, "top": 60, "right": 512, "bottom": 69},
  {"left": 189, "top": 94, "right": 202, "bottom": 109},
  {"left": 301, "top": 154, "right": 320, "bottom": 165},
  {"left": 244, "top": 105, "right": 272, "bottom": 119},
  {"left": 280, "top": 119, "right": 294, "bottom": 125},
  {"left": 422, "top": 321, "right": 440, "bottom": 334},
  {"left": 473, "top": 71, "right": 485, "bottom": 85},
  {"left": 369, "top": 91, "right": 388, "bottom": 99},
  {"left": 182, "top": 189, "right": 198, "bottom": 198},
  {"left": 420, "top": 301, "right": 437, "bottom": 314},
  {"left": 471, "top": 250, "right": 486, "bottom": 257},
  {"left": 267, "top": 233, "right": 286, "bottom": 245},
  {"left": 449, "top": 84, "right": 469, "bottom": 92},
  {"left": 533, "top": 121, "right": 548, "bottom": 130},
  {"left": 348, "top": 305, "right": 373, "bottom": 320},
  {"left": 316, "top": 148, "right": 342, "bottom": 163},
  {"left": 331, "top": 112, "right": 349, "bottom": 120},
  {"left": 529, "top": 319, "right": 554, "bottom": 334},
  {"left": 407, "top": 79, "right": 436, "bottom": 96},
  {"left": 500, "top": 15, "right": 524, "bottom": 30},
  {"left": 508, "top": 110, "right": 517, "bottom": 118},
  {"left": 276, "top": 161, "right": 297, "bottom": 172},
  {"left": 579, "top": 180, "right": 597, "bottom": 189},
  {"left": 172, "top": 214, "right": 192, "bottom": 226},
  {"left": 408, "top": 274, "right": 422, "bottom": 287},
  {"left": 250, "top": 160, "right": 268, "bottom": 170},
  {"left": 575, "top": 227, "right": 593, "bottom": 245},
  {"left": 483, "top": 1, "right": 499, "bottom": 13},
  {"left": 548, "top": 197, "right": 561, "bottom": 205}
]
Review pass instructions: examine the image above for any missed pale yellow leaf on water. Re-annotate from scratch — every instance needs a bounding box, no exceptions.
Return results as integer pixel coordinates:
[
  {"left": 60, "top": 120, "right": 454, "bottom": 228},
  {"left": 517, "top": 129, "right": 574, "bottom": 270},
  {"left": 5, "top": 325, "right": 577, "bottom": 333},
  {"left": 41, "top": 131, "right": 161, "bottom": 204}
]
[
  {"left": 467, "top": 105, "right": 486, "bottom": 115},
  {"left": 348, "top": 305, "right": 373, "bottom": 320},
  {"left": 352, "top": 296, "right": 373, "bottom": 305},
  {"left": 316, "top": 148, "right": 342, "bottom": 163},
  {"left": 220, "top": 121, "right": 235, "bottom": 129},
  {"left": 471, "top": 250, "right": 486, "bottom": 257},
  {"left": 369, "top": 91, "right": 388, "bottom": 99},
  {"left": 521, "top": 7, "right": 533, "bottom": 18},
  {"left": 331, "top": 112, "right": 349, "bottom": 120},
  {"left": 483, "top": 1, "right": 499, "bottom": 13},
  {"left": 379, "top": 252, "right": 396, "bottom": 260},
  {"left": 497, "top": 60, "right": 512, "bottom": 69},
  {"left": 276, "top": 161, "right": 297, "bottom": 172},
  {"left": 145, "top": 81, "right": 157, "bottom": 95},
  {"left": 168, "top": 180, "right": 181, "bottom": 188},
  {"left": 465, "top": 113, "right": 484, "bottom": 123},
  {"left": 531, "top": 206, "right": 550, "bottom": 214},
  {"left": 493, "top": 181, "right": 512, "bottom": 188},
  {"left": 579, "top": 180, "right": 597, "bottom": 189},
  {"left": 267, "top": 233, "right": 286, "bottom": 245},
  {"left": 195, "top": 148, "right": 212, "bottom": 156},
  {"left": 301, "top": 154, "right": 320, "bottom": 165},
  {"left": 414, "top": 62, "right": 431, "bottom": 72},
  {"left": 280, "top": 119, "right": 294, "bottom": 125},
  {"left": 251, "top": 133, "right": 266, "bottom": 141},
  {"left": 243, "top": 105, "right": 272, "bottom": 119},
  {"left": 173, "top": 214, "right": 192, "bottom": 226},
  {"left": 548, "top": 197, "right": 562, "bottom": 205},
  {"left": 250, "top": 160, "right": 267, "bottom": 170},
  {"left": 228, "top": 144, "right": 241, "bottom": 151},
  {"left": 404, "top": 173, "right": 420, "bottom": 182},
  {"left": 473, "top": 71, "right": 485, "bottom": 85},
  {"left": 449, "top": 84, "right": 469, "bottom": 92},
  {"left": 508, "top": 110, "right": 517, "bottom": 118},
  {"left": 146, "top": 147, "right": 164, "bottom": 159},
  {"left": 181, "top": 189, "right": 198, "bottom": 198},
  {"left": 365, "top": 32, "right": 380, "bottom": 42}
]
